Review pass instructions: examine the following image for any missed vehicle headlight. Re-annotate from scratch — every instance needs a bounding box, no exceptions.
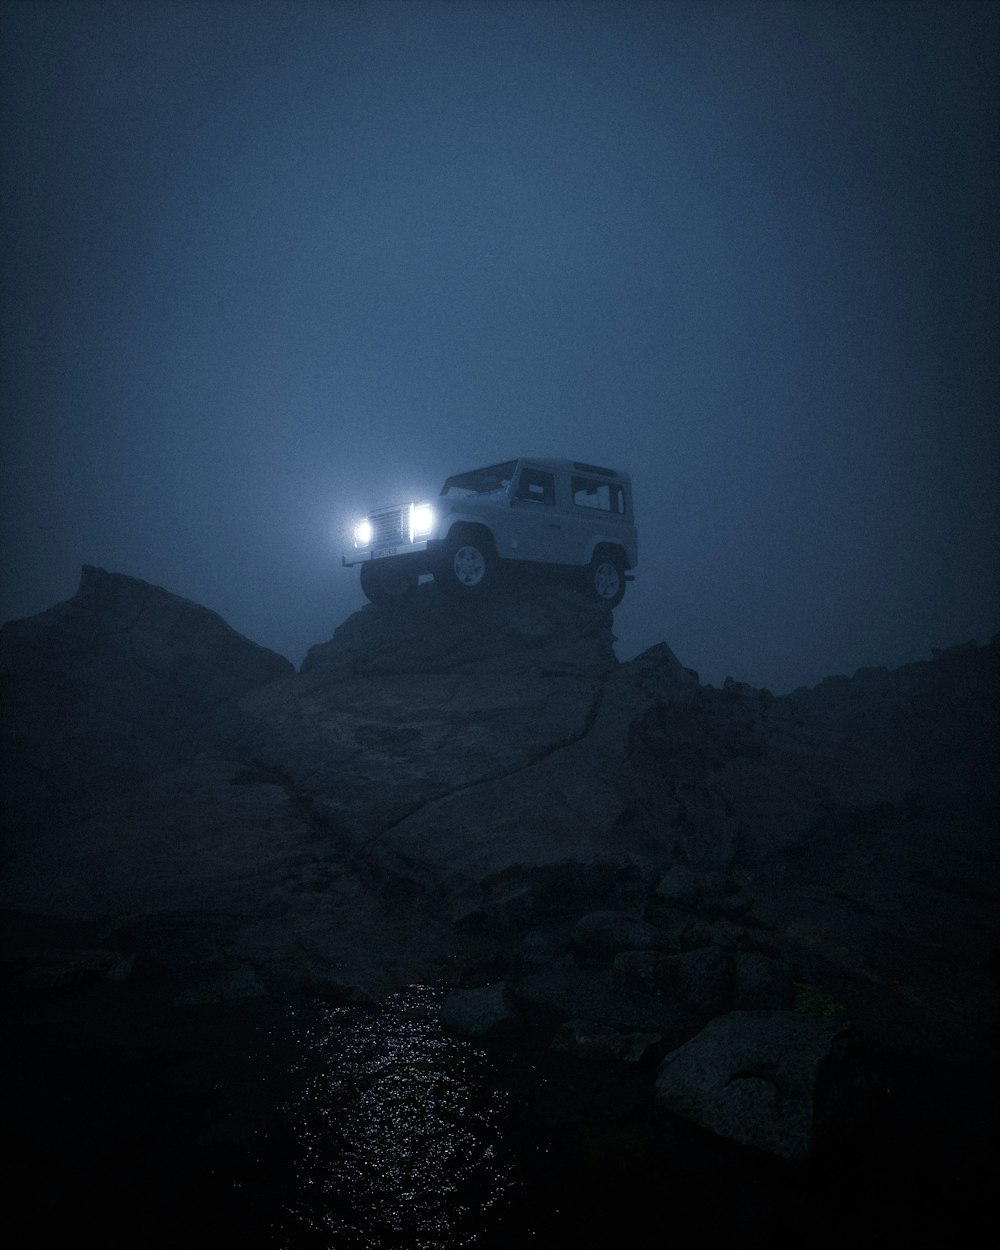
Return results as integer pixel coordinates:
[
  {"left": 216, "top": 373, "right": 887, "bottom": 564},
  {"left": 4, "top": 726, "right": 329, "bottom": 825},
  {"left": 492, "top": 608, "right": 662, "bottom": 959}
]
[
  {"left": 410, "top": 502, "right": 434, "bottom": 539},
  {"left": 354, "top": 518, "right": 373, "bottom": 547}
]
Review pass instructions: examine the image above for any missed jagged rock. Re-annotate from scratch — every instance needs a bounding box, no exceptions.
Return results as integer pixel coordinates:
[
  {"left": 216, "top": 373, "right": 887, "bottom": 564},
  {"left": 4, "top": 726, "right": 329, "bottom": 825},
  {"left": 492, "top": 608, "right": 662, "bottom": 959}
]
[
  {"left": 440, "top": 982, "right": 520, "bottom": 1037},
  {"left": 550, "top": 1018, "right": 660, "bottom": 1062},
  {"left": 0, "top": 565, "right": 291, "bottom": 810},
  {"left": 642, "top": 907, "right": 721, "bottom": 952},
  {"left": 655, "top": 1010, "right": 852, "bottom": 1159},
  {"left": 732, "top": 951, "right": 792, "bottom": 1010},
  {"left": 570, "top": 910, "right": 671, "bottom": 959},
  {"left": 507, "top": 962, "right": 699, "bottom": 1048},
  {"left": 233, "top": 584, "right": 681, "bottom": 905},
  {"left": 236, "top": 586, "right": 612, "bottom": 840},
  {"left": 173, "top": 966, "right": 268, "bottom": 1006},
  {"left": 624, "top": 641, "right": 700, "bottom": 695},
  {"left": 613, "top": 946, "right": 730, "bottom": 1015},
  {"left": 21, "top": 949, "right": 136, "bottom": 990},
  {"left": 655, "top": 864, "right": 709, "bottom": 905},
  {"left": 516, "top": 928, "right": 572, "bottom": 966},
  {"left": 302, "top": 581, "right": 616, "bottom": 677}
]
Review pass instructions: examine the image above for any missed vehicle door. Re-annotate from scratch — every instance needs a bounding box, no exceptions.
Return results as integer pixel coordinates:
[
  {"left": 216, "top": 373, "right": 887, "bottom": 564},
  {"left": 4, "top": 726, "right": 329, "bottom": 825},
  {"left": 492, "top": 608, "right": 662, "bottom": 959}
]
[{"left": 505, "top": 465, "right": 564, "bottom": 563}]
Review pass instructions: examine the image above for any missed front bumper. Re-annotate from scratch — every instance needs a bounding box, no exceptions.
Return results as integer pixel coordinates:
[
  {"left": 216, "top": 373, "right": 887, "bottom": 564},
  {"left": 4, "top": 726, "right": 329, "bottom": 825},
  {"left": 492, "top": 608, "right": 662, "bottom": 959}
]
[{"left": 342, "top": 539, "right": 433, "bottom": 568}]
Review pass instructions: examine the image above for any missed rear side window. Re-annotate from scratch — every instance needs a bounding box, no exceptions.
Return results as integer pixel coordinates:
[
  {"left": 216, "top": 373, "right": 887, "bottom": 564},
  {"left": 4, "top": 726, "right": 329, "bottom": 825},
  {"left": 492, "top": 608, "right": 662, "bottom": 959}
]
[
  {"left": 572, "top": 476, "right": 625, "bottom": 513},
  {"left": 515, "top": 467, "right": 555, "bottom": 505}
]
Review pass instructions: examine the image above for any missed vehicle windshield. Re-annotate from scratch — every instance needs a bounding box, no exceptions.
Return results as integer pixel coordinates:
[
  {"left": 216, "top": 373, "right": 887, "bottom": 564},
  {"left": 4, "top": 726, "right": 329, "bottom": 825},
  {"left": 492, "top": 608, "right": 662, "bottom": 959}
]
[{"left": 440, "top": 460, "right": 518, "bottom": 497}]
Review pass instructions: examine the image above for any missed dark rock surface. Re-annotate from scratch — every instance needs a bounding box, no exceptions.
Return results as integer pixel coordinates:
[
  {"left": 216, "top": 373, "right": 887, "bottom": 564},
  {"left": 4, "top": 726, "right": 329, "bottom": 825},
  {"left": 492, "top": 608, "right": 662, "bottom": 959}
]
[
  {"left": 440, "top": 981, "right": 520, "bottom": 1038},
  {"left": 1, "top": 565, "right": 292, "bottom": 814},
  {"left": 2, "top": 567, "right": 997, "bottom": 1242},
  {"left": 655, "top": 1009, "right": 852, "bottom": 1160}
]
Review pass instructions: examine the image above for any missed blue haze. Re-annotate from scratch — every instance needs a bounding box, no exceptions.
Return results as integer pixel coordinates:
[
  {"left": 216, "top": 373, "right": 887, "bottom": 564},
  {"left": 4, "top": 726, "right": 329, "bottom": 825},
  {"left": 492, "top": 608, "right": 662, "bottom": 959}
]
[{"left": 2, "top": 0, "right": 997, "bottom": 690}]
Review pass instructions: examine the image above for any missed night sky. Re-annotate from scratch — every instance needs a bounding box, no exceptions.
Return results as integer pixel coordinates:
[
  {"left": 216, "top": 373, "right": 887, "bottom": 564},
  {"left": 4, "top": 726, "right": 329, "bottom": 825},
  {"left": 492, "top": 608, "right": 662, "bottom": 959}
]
[{"left": 2, "top": 0, "right": 997, "bottom": 692}]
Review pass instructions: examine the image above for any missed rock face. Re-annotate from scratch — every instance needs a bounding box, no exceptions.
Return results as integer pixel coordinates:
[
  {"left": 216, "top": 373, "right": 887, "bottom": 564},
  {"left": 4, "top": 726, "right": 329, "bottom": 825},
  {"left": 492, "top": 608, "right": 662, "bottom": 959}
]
[
  {"left": 1, "top": 567, "right": 997, "bottom": 1173},
  {"left": 237, "top": 583, "right": 618, "bottom": 874},
  {"left": 1, "top": 565, "right": 292, "bottom": 814}
]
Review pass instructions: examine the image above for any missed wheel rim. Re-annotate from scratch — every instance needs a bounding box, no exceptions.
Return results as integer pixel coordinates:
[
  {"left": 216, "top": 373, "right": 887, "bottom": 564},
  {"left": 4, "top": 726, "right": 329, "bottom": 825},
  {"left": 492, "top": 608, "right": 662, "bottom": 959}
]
[
  {"left": 593, "top": 561, "right": 620, "bottom": 599},
  {"left": 453, "top": 545, "right": 486, "bottom": 586}
]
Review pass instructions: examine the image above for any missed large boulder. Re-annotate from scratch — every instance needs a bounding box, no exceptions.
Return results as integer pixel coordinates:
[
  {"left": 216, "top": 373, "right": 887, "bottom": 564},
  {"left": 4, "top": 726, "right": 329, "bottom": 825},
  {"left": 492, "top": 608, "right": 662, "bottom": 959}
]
[
  {"left": 302, "top": 580, "right": 616, "bottom": 678},
  {"left": 235, "top": 581, "right": 656, "bottom": 894},
  {"left": 655, "top": 1010, "right": 852, "bottom": 1160},
  {"left": 0, "top": 565, "right": 292, "bottom": 812},
  {"left": 440, "top": 982, "right": 521, "bottom": 1038}
]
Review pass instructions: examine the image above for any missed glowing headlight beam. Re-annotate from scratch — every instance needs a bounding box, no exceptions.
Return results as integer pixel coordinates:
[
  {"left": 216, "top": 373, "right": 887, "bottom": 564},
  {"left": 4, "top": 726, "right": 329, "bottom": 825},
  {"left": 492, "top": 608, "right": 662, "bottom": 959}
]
[
  {"left": 355, "top": 518, "right": 373, "bottom": 547},
  {"left": 409, "top": 502, "right": 434, "bottom": 542}
]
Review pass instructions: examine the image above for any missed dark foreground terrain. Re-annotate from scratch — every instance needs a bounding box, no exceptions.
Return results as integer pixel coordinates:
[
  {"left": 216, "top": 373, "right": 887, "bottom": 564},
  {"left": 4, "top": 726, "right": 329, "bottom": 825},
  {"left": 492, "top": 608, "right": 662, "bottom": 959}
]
[{"left": 2, "top": 566, "right": 997, "bottom": 1245}]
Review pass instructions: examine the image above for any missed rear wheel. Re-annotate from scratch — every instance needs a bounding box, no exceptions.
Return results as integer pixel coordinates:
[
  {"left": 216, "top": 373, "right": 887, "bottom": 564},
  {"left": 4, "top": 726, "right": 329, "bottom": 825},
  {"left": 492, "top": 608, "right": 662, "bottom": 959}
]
[
  {"left": 582, "top": 550, "right": 626, "bottom": 607},
  {"left": 360, "top": 559, "right": 418, "bottom": 605},
  {"left": 434, "top": 531, "right": 496, "bottom": 593}
]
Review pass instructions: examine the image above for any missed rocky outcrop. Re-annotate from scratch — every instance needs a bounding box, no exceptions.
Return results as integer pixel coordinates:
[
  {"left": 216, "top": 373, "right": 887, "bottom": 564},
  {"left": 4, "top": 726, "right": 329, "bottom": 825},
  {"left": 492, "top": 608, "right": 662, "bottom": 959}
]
[
  {"left": 1, "top": 568, "right": 997, "bottom": 1169},
  {"left": 1, "top": 565, "right": 292, "bottom": 814},
  {"left": 235, "top": 583, "right": 618, "bottom": 864}
]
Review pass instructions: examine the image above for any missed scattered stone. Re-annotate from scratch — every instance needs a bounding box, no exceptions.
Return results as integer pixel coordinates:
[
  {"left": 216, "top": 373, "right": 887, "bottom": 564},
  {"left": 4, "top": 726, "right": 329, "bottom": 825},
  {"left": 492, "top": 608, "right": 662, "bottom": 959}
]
[
  {"left": 550, "top": 1018, "right": 660, "bottom": 1063},
  {"left": 655, "top": 864, "right": 704, "bottom": 906},
  {"left": 22, "top": 949, "right": 136, "bottom": 990},
  {"left": 173, "top": 965, "right": 268, "bottom": 1006}
]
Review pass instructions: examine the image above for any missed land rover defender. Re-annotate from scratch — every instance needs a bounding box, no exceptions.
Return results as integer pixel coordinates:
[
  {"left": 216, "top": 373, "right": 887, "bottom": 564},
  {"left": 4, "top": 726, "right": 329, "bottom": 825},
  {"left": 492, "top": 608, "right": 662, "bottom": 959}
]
[{"left": 343, "top": 457, "right": 637, "bottom": 607}]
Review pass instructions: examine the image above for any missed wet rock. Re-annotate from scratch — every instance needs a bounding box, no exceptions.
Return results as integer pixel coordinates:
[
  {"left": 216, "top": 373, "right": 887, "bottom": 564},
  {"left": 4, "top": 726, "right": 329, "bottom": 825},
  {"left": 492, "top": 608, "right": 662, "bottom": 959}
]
[
  {"left": 550, "top": 1018, "right": 660, "bottom": 1063},
  {"left": 173, "top": 966, "right": 268, "bottom": 1006},
  {"left": 21, "top": 949, "right": 136, "bottom": 990},
  {"left": 655, "top": 1009, "right": 852, "bottom": 1160},
  {"left": 440, "top": 982, "right": 520, "bottom": 1038}
]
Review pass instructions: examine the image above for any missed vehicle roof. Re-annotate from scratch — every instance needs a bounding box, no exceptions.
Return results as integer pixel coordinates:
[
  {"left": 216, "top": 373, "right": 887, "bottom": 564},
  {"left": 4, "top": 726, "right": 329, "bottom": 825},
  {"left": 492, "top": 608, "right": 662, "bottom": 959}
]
[{"left": 514, "top": 457, "right": 632, "bottom": 484}]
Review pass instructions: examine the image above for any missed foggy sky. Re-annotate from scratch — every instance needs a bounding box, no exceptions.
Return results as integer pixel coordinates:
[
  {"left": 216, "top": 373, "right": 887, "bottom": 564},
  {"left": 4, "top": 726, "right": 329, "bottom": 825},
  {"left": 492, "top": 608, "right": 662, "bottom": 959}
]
[{"left": 2, "top": 0, "right": 997, "bottom": 692}]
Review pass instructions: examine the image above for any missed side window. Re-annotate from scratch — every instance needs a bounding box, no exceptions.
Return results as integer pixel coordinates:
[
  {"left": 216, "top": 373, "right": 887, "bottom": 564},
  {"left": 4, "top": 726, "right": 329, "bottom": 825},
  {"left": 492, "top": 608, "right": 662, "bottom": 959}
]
[
  {"left": 514, "top": 467, "right": 555, "bottom": 506},
  {"left": 572, "top": 476, "right": 625, "bottom": 514}
]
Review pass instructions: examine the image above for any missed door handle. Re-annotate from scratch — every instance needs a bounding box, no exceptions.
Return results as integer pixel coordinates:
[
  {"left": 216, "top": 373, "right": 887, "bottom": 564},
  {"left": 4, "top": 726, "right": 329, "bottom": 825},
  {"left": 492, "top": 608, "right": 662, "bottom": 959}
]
[{"left": 549, "top": 523, "right": 561, "bottom": 529}]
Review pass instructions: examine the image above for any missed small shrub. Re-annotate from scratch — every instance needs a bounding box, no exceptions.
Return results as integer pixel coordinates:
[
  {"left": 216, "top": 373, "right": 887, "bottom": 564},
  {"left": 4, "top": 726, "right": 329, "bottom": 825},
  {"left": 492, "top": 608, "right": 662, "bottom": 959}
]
[{"left": 792, "top": 981, "right": 847, "bottom": 1017}]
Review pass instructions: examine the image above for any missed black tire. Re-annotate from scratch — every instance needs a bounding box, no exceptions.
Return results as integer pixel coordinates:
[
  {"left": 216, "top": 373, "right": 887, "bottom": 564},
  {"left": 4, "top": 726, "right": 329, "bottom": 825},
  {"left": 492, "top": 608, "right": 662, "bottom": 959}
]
[
  {"left": 360, "top": 559, "right": 418, "bottom": 605},
  {"left": 582, "top": 550, "right": 626, "bottom": 607},
  {"left": 434, "top": 531, "right": 496, "bottom": 594}
]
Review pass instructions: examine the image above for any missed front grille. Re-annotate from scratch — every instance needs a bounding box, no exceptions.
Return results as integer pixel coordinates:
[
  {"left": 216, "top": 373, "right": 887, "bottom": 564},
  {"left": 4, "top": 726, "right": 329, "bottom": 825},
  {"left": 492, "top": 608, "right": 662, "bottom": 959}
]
[{"left": 369, "top": 507, "right": 406, "bottom": 546}]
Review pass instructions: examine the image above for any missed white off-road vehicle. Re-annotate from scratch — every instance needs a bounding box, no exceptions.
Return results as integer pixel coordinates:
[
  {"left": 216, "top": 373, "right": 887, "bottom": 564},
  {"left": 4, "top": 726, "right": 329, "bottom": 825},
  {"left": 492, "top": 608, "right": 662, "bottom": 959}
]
[{"left": 343, "top": 457, "right": 637, "bottom": 607}]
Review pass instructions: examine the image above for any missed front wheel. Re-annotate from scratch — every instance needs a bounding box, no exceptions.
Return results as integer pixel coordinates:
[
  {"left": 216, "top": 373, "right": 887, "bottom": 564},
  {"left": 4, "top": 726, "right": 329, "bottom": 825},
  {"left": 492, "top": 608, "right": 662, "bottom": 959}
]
[
  {"left": 582, "top": 551, "right": 626, "bottom": 607},
  {"left": 434, "top": 533, "right": 496, "bottom": 593},
  {"left": 360, "top": 559, "right": 418, "bottom": 605}
]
